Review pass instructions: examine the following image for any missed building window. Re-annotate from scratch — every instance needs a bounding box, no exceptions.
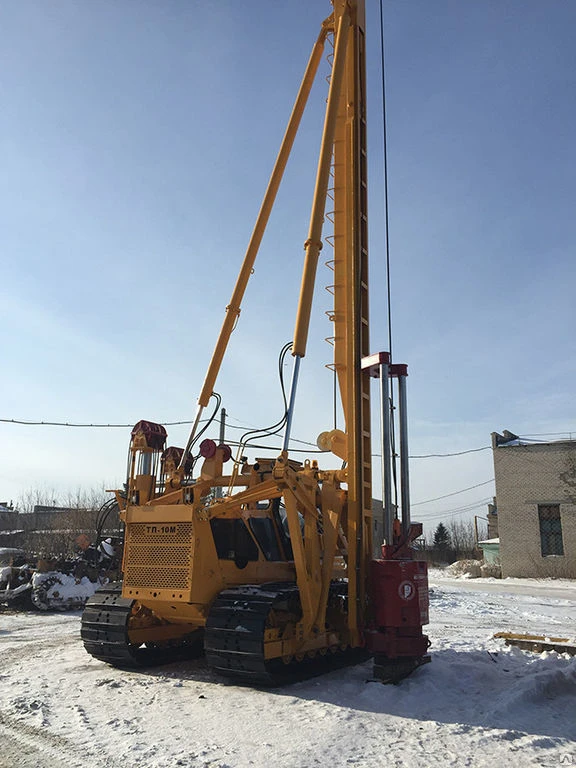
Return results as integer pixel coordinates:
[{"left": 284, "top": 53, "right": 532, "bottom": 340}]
[{"left": 538, "top": 504, "right": 564, "bottom": 557}]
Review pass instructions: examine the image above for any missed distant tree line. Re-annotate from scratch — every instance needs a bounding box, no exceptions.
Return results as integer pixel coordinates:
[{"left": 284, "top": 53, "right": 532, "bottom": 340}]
[
  {"left": 419, "top": 519, "right": 485, "bottom": 564},
  {"left": 2, "top": 486, "right": 120, "bottom": 557}
]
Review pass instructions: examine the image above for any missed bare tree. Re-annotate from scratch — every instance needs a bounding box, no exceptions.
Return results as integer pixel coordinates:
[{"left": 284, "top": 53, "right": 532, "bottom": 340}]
[
  {"left": 447, "top": 519, "right": 479, "bottom": 560},
  {"left": 61, "top": 486, "right": 110, "bottom": 512},
  {"left": 16, "top": 487, "right": 60, "bottom": 515},
  {"left": 14, "top": 486, "right": 119, "bottom": 557}
]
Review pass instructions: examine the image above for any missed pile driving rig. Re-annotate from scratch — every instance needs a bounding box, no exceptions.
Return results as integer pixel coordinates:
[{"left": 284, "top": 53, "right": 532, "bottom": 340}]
[{"left": 82, "top": 0, "right": 430, "bottom": 685}]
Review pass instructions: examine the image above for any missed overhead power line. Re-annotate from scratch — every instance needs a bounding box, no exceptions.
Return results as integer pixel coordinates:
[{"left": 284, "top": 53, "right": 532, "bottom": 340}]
[
  {"left": 371, "top": 446, "right": 491, "bottom": 458},
  {"left": 3, "top": 416, "right": 497, "bottom": 510},
  {"left": 407, "top": 446, "right": 491, "bottom": 458},
  {"left": 0, "top": 417, "right": 317, "bottom": 445},
  {"left": 0, "top": 418, "right": 194, "bottom": 428},
  {"left": 416, "top": 497, "right": 494, "bottom": 521},
  {"left": 411, "top": 479, "right": 495, "bottom": 507},
  {"left": 1, "top": 417, "right": 492, "bottom": 458},
  {"left": 521, "top": 431, "right": 575, "bottom": 438}
]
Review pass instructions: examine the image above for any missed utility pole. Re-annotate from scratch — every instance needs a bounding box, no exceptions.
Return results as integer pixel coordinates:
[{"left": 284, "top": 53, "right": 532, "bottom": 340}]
[{"left": 474, "top": 515, "right": 489, "bottom": 545}]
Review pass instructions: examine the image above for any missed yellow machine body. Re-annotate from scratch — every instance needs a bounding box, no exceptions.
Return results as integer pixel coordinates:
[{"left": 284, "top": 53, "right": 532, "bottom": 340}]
[
  {"left": 112, "top": 0, "right": 371, "bottom": 663},
  {"left": 83, "top": 0, "right": 429, "bottom": 683},
  {"left": 119, "top": 446, "right": 351, "bottom": 659}
]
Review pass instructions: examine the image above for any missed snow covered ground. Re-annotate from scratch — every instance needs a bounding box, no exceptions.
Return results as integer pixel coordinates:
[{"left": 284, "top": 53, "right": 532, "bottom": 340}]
[{"left": 0, "top": 574, "right": 575, "bottom": 768}]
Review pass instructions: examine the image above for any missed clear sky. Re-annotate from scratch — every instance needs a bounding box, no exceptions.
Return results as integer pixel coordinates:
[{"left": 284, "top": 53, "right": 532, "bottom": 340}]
[{"left": 1, "top": 0, "right": 575, "bottom": 535}]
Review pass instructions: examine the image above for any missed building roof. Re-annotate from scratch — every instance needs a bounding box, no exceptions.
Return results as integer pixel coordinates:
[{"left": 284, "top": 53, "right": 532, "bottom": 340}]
[{"left": 492, "top": 430, "right": 576, "bottom": 449}]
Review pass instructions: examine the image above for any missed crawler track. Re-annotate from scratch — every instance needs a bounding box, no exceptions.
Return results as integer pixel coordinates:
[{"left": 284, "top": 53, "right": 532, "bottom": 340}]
[
  {"left": 205, "top": 582, "right": 368, "bottom": 686},
  {"left": 81, "top": 582, "right": 202, "bottom": 668},
  {"left": 82, "top": 581, "right": 368, "bottom": 682},
  {"left": 82, "top": 582, "right": 157, "bottom": 667}
]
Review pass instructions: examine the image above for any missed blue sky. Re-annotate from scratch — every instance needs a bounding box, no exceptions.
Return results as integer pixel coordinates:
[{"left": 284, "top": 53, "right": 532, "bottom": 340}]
[{"left": 1, "top": 0, "right": 575, "bottom": 534}]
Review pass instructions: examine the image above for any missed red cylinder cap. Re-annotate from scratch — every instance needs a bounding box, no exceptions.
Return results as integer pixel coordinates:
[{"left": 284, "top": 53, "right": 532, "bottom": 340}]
[
  {"left": 219, "top": 444, "right": 232, "bottom": 462},
  {"left": 199, "top": 439, "right": 217, "bottom": 459}
]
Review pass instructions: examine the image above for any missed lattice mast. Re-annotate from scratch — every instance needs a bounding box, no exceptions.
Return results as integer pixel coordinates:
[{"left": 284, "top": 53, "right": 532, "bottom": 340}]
[{"left": 291, "top": 0, "right": 372, "bottom": 637}]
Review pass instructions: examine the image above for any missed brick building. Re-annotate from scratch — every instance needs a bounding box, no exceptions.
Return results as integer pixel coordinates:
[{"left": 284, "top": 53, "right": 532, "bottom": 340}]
[{"left": 492, "top": 430, "right": 576, "bottom": 579}]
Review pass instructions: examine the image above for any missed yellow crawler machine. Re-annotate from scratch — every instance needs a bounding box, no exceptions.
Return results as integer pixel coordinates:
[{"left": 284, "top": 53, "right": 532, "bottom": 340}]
[{"left": 82, "top": 0, "right": 430, "bottom": 685}]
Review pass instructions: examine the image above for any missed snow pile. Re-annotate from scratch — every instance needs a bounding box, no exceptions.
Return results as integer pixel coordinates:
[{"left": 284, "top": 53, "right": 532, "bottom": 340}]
[
  {"left": 480, "top": 563, "right": 502, "bottom": 578},
  {"left": 446, "top": 559, "right": 483, "bottom": 578},
  {"left": 0, "top": 578, "right": 574, "bottom": 767}
]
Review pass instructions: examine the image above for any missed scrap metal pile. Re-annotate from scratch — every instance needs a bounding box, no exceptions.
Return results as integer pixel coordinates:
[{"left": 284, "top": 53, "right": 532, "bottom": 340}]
[
  {"left": 0, "top": 499, "right": 123, "bottom": 610},
  {"left": 0, "top": 538, "right": 122, "bottom": 611}
]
